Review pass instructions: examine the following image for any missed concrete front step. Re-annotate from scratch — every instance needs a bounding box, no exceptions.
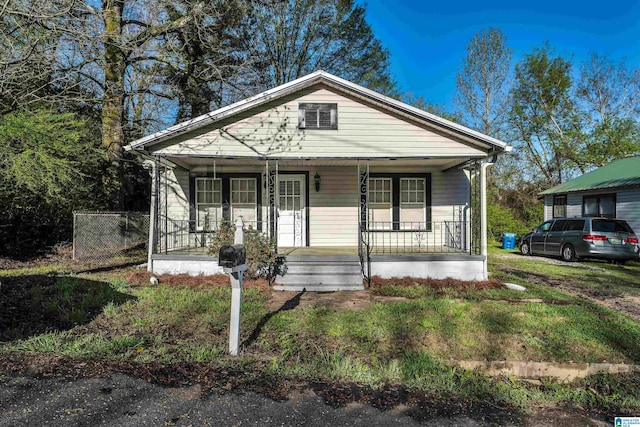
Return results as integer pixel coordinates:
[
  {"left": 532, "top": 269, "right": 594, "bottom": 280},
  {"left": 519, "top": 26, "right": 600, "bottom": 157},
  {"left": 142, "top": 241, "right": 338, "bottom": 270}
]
[
  {"left": 276, "top": 255, "right": 363, "bottom": 291},
  {"left": 272, "top": 283, "right": 365, "bottom": 292}
]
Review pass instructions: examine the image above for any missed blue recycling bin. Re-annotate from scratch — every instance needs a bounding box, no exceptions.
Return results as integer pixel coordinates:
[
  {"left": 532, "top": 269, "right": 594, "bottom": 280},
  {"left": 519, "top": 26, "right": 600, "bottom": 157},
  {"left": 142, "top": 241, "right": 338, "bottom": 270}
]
[{"left": 502, "top": 232, "right": 517, "bottom": 250}]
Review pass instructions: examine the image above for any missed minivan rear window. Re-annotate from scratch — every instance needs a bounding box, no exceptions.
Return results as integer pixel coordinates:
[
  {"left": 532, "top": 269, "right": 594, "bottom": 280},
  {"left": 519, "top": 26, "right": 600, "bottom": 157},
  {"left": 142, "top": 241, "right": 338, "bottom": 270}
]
[
  {"left": 565, "top": 220, "right": 585, "bottom": 231},
  {"left": 592, "top": 219, "right": 633, "bottom": 233}
]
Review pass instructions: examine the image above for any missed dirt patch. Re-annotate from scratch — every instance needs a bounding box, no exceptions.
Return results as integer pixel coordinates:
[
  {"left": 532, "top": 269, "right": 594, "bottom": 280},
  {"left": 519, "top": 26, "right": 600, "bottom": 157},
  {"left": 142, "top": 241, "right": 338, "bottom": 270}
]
[
  {"left": 589, "top": 295, "right": 640, "bottom": 322},
  {"left": 370, "top": 275, "right": 503, "bottom": 292},
  {"left": 267, "top": 289, "right": 409, "bottom": 311},
  {"left": 125, "top": 271, "right": 272, "bottom": 292},
  {"left": 0, "top": 243, "right": 73, "bottom": 270},
  {"left": 522, "top": 272, "right": 640, "bottom": 322},
  {"left": 494, "top": 252, "right": 608, "bottom": 271}
]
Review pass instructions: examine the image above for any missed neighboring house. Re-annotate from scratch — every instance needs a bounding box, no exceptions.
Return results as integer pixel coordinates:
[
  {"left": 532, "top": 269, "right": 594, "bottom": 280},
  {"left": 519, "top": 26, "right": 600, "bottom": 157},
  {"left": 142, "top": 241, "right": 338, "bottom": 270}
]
[
  {"left": 540, "top": 156, "right": 640, "bottom": 234},
  {"left": 125, "top": 71, "right": 510, "bottom": 290}
]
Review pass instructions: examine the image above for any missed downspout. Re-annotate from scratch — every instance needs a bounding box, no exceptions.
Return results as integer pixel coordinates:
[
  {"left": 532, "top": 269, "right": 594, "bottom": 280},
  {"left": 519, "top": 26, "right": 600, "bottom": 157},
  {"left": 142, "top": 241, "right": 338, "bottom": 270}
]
[{"left": 143, "top": 158, "right": 158, "bottom": 273}]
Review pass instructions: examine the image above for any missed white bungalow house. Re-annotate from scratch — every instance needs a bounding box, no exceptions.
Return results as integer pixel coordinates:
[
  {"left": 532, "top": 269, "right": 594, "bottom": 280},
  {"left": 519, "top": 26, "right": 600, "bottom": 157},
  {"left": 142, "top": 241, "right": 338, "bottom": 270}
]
[{"left": 125, "top": 71, "right": 510, "bottom": 290}]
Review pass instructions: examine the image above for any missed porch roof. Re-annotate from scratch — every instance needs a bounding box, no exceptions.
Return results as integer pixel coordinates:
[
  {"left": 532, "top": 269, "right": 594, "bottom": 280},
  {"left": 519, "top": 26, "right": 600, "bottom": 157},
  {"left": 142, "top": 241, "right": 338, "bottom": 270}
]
[{"left": 162, "top": 156, "right": 482, "bottom": 171}]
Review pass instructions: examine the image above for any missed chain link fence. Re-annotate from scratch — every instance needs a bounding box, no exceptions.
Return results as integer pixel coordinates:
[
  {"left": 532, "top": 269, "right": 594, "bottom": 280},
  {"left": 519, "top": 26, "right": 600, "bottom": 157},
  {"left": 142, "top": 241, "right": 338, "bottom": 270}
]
[{"left": 73, "top": 211, "right": 150, "bottom": 262}]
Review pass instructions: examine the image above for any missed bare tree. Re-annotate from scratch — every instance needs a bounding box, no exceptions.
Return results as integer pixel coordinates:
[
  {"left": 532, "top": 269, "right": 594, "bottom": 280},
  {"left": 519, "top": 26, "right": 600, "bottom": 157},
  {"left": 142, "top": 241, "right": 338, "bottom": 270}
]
[
  {"left": 575, "top": 53, "right": 640, "bottom": 168},
  {"left": 455, "top": 28, "right": 511, "bottom": 137},
  {"left": 243, "top": 0, "right": 396, "bottom": 95}
]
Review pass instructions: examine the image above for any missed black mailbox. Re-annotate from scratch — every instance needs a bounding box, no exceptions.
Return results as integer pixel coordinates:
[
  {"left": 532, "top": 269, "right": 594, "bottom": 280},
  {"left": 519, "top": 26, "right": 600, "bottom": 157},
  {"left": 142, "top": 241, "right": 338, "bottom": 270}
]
[{"left": 218, "top": 244, "right": 246, "bottom": 268}]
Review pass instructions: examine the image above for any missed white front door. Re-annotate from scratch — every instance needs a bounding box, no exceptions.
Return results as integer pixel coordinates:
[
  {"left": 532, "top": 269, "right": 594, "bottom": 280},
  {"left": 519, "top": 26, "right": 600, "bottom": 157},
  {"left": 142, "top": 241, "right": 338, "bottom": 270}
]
[{"left": 277, "top": 175, "right": 306, "bottom": 247}]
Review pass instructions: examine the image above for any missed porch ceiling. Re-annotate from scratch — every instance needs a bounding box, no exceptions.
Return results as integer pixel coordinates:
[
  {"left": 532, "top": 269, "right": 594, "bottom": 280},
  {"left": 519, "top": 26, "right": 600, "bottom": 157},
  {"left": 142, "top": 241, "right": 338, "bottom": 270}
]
[{"left": 165, "top": 156, "right": 475, "bottom": 171}]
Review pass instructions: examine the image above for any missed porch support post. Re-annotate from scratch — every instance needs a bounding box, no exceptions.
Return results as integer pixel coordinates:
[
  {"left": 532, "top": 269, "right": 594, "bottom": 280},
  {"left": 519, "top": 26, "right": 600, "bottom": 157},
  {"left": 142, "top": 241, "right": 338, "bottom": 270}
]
[
  {"left": 268, "top": 160, "right": 278, "bottom": 245},
  {"left": 142, "top": 157, "right": 159, "bottom": 272},
  {"left": 479, "top": 160, "right": 492, "bottom": 279}
]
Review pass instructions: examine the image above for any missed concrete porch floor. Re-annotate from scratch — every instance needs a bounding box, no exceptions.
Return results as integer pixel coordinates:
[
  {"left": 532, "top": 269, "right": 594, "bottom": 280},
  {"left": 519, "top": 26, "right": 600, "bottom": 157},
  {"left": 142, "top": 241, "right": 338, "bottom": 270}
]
[
  {"left": 277, "top": 246, "right": 359, "bottom": 256},
  {"left": 157, "top": 245, "right": 472, "bottom": 257}
]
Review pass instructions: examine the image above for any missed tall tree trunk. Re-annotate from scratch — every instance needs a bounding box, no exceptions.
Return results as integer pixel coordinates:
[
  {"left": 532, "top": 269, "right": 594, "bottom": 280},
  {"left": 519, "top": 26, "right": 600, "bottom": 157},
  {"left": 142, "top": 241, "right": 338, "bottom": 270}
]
[{"left": 102, "top": 0, "right": 126, "bottom": 209}]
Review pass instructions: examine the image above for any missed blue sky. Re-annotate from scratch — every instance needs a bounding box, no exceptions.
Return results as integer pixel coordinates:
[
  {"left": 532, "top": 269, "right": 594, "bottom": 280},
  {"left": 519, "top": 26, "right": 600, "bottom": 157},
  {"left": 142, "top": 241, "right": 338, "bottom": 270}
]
[{"left": 362, "top": 0, "right": 640, "bottom": 109}]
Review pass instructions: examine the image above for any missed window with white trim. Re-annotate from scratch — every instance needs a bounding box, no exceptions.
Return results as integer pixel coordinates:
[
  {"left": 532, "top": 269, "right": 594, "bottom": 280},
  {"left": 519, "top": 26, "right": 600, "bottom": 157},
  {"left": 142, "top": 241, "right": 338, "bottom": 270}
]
[
  {"left": 298, "top": 103, "right": 337, "bottom": 129},
  {"left": 195, "top": 178, "right": 221, "bottom": 229},
  {"left": 553, "top": 195, "right": 567, "bottom": 218},
  {"left": 231, "top": 178, "right": 257, "bottom": 225},
  {"left": 366, "top": 174, "right": 431, "bottom": 231},
  {"left": 400, "top": 178, "right": 426, "bottom": 228},
  {"left": 368, "top": 178, "right": 392, "bottom": 229}
]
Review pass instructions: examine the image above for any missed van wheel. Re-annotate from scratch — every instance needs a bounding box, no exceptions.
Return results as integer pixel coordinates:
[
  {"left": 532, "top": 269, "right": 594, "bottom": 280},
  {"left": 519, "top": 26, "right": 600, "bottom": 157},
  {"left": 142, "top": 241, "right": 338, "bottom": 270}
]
[
  {"left": 561, "top": 244, "right": 576, "bottom": 262},
  {"left": 520, "top": 241, "right": 531, "bottom": 256}
]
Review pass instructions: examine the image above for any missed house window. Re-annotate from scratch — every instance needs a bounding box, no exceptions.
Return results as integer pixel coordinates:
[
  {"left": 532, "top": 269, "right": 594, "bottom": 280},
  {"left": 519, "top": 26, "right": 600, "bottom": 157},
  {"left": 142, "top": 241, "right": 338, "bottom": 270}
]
[
  {"left": 196, "top": 178, "right": 222, "bottom": 229},
  {"left": 367, "top": 174, "right": 431, "bottom": 230},
  {"left": 190, "top": 173, "right": 262, "bottom": 232},
  {"left": 400, "top": 178, "right": 426, "bottom": 228},
  {"left": 369, "top": 178, "right": 392, "bottom": 229},
  {"left": 552, "top": 195, "right": 566, "bottom": 218},
  {"left": 231, "top": 178, "right": 257, "bottom": 225},
  {"left": 298, "top": 103, "right": 337, "bottom": 129},
  {"left": 583, "top": 194, "right": 615, "bottom": 218}
]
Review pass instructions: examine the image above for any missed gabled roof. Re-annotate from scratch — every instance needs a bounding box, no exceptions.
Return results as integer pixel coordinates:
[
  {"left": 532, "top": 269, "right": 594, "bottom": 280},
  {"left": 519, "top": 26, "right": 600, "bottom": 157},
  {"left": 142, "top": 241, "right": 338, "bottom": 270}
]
[
  {"left": 540, "top": 156, "right": 640, "bottom": 196},
  {"left": 125, "top": 70, "right": 509, "bottom": 154}
]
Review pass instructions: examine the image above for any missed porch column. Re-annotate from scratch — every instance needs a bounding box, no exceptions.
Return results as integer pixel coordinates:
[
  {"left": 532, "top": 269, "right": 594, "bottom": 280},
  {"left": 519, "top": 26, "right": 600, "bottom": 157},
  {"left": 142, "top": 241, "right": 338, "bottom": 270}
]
[
  {"left": 267, "top": 160, "right": 278, "bottom": 243},
  {"left": 142, "top": 157, "right": 159, "bottom": 272},
  {"left": 479, "top": 161, "right": 493, "bottom": 278}
]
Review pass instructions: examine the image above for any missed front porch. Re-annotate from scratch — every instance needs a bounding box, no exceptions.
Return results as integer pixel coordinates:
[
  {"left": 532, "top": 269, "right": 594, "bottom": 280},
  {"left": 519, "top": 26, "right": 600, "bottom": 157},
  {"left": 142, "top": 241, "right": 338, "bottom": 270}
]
[
  {"left": 145, "top": 157, "right": 490, "bottom": 287},
  {"left": 150, "top": 244, "right": 487, "bottom": 290}
]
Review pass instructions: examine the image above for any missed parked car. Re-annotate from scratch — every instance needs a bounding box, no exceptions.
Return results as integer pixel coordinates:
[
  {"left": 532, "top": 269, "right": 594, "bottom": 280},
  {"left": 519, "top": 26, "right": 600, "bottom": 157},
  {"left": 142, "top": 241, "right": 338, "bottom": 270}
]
[{"left": 520, "top": 217, "right": 639, "bottom": 263}]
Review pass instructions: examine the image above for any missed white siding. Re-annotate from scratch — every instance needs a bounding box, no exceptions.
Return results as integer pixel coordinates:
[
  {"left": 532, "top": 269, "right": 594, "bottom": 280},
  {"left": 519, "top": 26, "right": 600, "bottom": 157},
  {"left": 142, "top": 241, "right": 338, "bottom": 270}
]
[
  {"left": 543, "top": 195, "right": 553, "bottom": 221},
  {"left": 308, "top": 167, "right": 358, "bottom": 246},
  {"left": 160, "top": 167, "right": 189, "bottom": 222},
  {"left": 617, "top": 188, "right": 640, "bottom": 234},
  {"left": 151, "top": 86, "right": 487, "bottom": 159}
]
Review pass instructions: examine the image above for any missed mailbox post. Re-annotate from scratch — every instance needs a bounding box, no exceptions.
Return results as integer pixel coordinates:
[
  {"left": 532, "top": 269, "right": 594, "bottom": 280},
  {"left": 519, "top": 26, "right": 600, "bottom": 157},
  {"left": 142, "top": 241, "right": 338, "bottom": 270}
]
[{"left": 218, "top": 218, "right": 247, "bottom": 356}]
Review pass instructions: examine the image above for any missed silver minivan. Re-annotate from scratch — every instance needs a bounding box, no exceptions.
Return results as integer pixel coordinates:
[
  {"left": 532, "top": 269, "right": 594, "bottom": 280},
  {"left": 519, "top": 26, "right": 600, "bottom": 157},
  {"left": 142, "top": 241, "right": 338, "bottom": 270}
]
[{"left": 520, "top": 217, "right": 639, "bottom": 263}]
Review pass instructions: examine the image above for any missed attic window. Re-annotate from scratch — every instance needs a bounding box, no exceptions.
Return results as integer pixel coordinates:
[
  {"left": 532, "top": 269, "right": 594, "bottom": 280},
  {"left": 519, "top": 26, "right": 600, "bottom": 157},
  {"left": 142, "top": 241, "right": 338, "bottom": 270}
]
[{"left": 298, "top": 103, "right": 337, "bottom": 129}]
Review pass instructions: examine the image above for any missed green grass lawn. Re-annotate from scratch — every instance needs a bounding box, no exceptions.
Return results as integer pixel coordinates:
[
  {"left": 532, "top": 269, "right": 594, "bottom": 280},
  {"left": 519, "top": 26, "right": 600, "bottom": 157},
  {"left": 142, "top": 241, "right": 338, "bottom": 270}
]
[
  {"left": 2, "top": 253, "right": 640, "bottom": 413},
  {"left": 489, "top": 244, "right": 640, "bottom": 298}
]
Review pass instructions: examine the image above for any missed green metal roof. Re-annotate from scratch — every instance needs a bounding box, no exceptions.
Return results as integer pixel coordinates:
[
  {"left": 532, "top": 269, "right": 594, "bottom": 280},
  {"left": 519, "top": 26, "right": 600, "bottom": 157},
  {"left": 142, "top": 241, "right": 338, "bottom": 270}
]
[{"left": 540, "top": 156, "right": 640, "bottom": 196}]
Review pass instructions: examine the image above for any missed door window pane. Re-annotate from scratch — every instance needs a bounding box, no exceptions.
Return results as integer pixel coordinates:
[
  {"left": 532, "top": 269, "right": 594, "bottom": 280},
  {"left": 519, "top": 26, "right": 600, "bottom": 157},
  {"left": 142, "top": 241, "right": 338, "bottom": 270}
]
[
  {"left": 230, "top": 178, "right": 257, "bottom": 225},
  {"left": 195, "top": 178, "right": 222, "bottom": 229}
]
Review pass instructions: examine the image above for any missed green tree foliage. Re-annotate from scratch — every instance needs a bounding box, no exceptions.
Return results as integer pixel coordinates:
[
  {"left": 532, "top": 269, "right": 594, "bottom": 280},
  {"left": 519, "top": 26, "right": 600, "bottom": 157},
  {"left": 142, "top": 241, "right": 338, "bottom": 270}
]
[
  {"left": 509, "top": 44, "right": 581, "bottom": 188},
  {"left": 244, "top": 0, "right": 397, "bottom": 95},
  {"left": 0, "top": 108, "right": 106, "bottom": 256}
]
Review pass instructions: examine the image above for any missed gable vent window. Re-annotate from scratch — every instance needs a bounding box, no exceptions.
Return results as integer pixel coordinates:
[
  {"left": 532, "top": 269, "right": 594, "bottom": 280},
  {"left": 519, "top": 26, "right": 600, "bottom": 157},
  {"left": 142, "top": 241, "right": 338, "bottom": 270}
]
[{"left": 298, "top": 103, "right": 337, "bottom": 130}]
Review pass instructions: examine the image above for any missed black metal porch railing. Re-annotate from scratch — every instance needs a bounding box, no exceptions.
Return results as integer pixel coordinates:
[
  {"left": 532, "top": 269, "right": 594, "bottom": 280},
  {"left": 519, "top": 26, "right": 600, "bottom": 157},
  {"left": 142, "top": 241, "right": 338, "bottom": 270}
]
[
  {"left": 155, "top": 216, "right": 263, "bottom": 254},
  {"left": 363, "top": 221, "right": 477, "bottom": 255}
]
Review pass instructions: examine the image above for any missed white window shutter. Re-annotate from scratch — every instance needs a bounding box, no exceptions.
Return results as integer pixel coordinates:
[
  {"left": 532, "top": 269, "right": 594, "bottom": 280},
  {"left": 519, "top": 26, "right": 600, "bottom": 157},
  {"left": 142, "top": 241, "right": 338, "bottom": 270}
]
[{"left": 298, "top": 108, "right": 306, "bottom": 128}]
